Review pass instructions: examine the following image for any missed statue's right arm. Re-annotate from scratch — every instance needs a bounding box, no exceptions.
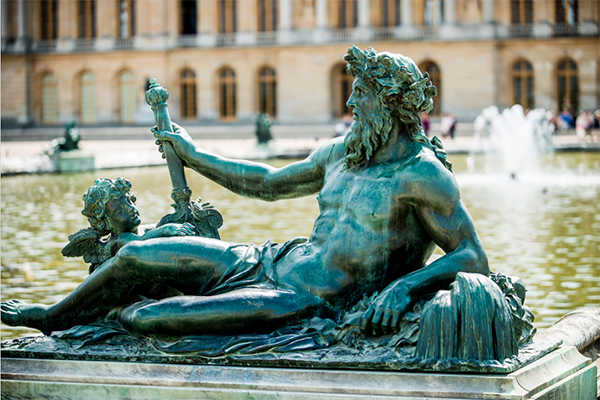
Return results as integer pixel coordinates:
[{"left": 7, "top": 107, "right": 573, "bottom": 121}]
[{"left": 154, "top": 124, "right": 337, "bottom": 201}]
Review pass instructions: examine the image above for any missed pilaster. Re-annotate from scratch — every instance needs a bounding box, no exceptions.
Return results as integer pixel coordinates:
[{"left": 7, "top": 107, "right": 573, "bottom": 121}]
[
  {"left": 443, "top": 0, "right": 456, "bottom": 25},
  {"left": 314, "top": 0, "right": 329, "bottom": 43}
]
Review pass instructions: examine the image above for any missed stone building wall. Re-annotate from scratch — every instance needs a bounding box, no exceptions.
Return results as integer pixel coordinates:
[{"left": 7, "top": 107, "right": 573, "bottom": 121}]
[{"left": 1, "top": 0, "right": 599, "bottom": 127}]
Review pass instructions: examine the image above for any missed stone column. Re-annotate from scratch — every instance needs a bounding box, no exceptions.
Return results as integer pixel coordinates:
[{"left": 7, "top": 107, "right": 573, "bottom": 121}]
[
  {"left": 198, "top": 0, "right": 217, "bottom": 47},
  {"left": 482, "top": 0, "right": 494, "bottom": 22},
  {"left": 278, "top": 0, "right": 293, "bottom": 44},
  {"left": 96, "top": 0, "right": 115, "bottom": 51},
  {"left": 237, "top": 0, "right": 256, "bottom": 45},
  {"left": 280, "top": 0, "right": 293, "bottom": 30},
  {"left": 354, "top": 0, "right": 371, "bottom": 41},
  {"left": 14, "top": 0, "right": 27, "bottom": 51},
  {"left": 357, "top": 0, "right": 370, "bottom": 28},
  {"left": 401, "top": 0, "right": 412, "bottom": 26},
  {"left": 2, "top": 0, "right": 8, "bottom": 40},
  {"left": 316, "top": 0, "right": 327, "bottom": 28},
  {"left": 17, "top": 0, "right": 25, "bottom": 38},
  {"left": 314, "top": 0, "right": 329, "bottom": 42},
  {"left": 398, "top": 0, "right": 414, "bottom": 38},
  {"left": 443, "top": 0, "right": 456, "bottom": 25}
]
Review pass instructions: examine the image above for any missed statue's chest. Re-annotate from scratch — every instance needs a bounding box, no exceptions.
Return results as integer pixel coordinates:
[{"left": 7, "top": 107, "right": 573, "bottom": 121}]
[{"left": 319, "top": 166, "right": 404, "bottom": 225}]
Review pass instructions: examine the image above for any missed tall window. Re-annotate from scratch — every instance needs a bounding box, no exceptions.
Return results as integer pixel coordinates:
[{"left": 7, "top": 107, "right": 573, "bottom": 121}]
[
  {"left": 218, "top": 68, "right": 237, "bottom": 120},
  {"left": 556, "top": 58, "right": 579, "bottom": 114},
  {"left": 219, "top": 0, "right": 237, "bottom": 33},
  {"left": 512, "top": 59, "right": 534, "bottom": 109},
  {"left": 41, "top": 73, "right": 59, "bottom": 124},
  {"left": 180, "top": 69, "right": 197, "bottom": 119},
  {"left": 338, "top": 0, "right": 358, "bottom": 29},
  {"left": 181, "top": 0, "right": 197, "bottom": 34},
  {"left": 258, "top": 67, "right": 277, "bottom": 117},
  {"left": 258, "top": 0, "right": 277, "bottom": 31},
  {"left": 340, "top": 66, "right": 354, "bottom": 117},
  {"left": 556, "top": 0, "right": 578, "bottom": 24},
  {"left": 376, "top": 0, "right": 401, "bottom": 27},
  {"left": 511, "top": 0, "right": 533, "bottom": 24},
  {"left": 118, "top": 0, "right": 135, "bottom": 38},
  {"left": 420, "top": 61, "right": 441, "bottom": 116},
  {"left": 424, "top": 0, "right": 443, "bottom": 26},
  {"left": 80, "top": 71, "right": 97, "bottom": 124},
  {"left": 119, "top": 71, "right": 136, "bottom": 123},
  {"left": 77, "top": 0, "right": 96, "bottom": 38},
  {"left": 40, "top": 0, "right": 59, "bottom": 40}
]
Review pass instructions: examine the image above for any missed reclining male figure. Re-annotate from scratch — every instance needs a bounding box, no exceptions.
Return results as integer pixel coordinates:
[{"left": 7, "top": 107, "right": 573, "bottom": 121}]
[{"left": 1, "top": 46, "right": 488, "bottom": 339}]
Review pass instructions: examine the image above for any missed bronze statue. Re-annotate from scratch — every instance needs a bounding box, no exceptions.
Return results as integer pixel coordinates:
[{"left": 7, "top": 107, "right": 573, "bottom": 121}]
[
  {"left": 61, "top": 177, "right": 197, "bottom": 274},
  {"left": 1, "top": 47, "right": 533, "bottom": 364}
]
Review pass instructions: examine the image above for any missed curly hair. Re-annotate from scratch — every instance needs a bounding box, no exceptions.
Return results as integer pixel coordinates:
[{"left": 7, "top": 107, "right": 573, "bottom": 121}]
[
  {"left": 81, "top": 177, "right": 136, "bottom": 236},
  {"left": 344, "top": 46, "right": 452, "bottom": 171}
]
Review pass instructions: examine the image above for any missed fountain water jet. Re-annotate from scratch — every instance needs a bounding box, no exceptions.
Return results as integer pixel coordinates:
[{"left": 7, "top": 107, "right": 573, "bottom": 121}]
[{"left": 471, "top": 105, "right": 555, "bottom": 179}]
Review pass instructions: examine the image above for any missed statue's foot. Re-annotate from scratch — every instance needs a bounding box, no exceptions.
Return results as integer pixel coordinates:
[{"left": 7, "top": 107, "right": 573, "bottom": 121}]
[{"left": 1, "top": 299, "right": 51, "bottom": 334}]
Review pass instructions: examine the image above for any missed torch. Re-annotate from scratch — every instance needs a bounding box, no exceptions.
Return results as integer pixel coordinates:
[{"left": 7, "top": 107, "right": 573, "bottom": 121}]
[{"left": 145, "top": 78, "right": 223, "bottom": 238}]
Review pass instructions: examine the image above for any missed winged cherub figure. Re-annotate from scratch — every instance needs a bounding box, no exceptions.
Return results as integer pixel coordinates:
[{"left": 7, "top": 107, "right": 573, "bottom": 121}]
[{"left": 62, "top": 177, "right": 197, "bottom": 274}]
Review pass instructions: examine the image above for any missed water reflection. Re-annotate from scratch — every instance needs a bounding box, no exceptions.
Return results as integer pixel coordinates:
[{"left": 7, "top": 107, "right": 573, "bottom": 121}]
[{"left": 2, "top": 154, "right": 599, "bottom": 339}]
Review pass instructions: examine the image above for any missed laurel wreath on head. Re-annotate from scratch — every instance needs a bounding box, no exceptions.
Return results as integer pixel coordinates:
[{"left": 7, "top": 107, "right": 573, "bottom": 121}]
[{"left": 344, "top": 46, "right": 437, "bottom": 115}]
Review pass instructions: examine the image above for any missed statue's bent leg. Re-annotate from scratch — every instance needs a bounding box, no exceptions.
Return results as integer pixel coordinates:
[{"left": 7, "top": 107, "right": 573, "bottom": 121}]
[
  {"left": 119, "top": 288, "right": 323, "bottom": 339},
  {"left": 1, "top": 237, "right": 230, "bottom": 334}
]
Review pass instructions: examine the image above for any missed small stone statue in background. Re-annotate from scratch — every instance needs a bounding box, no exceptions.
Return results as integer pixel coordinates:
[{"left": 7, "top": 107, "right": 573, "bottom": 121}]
[
  {"left": 47, "top": 121, "right": 80, "bottom": 155},
  {"left": 253, "top": 113, "right": 273, "bottom": 144}
]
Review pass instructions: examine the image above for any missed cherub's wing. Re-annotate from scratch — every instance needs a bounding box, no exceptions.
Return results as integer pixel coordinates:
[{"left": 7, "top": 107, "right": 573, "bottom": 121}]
[{"left": 62, "top": 228, "right": 112, "bottom": 271}]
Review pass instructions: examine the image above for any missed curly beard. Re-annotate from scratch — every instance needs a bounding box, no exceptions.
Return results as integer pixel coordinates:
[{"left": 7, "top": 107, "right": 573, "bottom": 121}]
[{"left": 344, "top": 102, "right": 394, "bottom": 169}]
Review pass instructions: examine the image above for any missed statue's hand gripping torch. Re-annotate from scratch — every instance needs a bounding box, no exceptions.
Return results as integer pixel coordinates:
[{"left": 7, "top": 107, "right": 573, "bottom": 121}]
[{"left": 145, "top": 78, "right": 223, "bottom": 238}]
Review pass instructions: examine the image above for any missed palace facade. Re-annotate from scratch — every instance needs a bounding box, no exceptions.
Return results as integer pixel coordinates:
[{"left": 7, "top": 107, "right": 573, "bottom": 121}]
[{"left": 1, "top": 0, "right": 599, "bottom": 127}]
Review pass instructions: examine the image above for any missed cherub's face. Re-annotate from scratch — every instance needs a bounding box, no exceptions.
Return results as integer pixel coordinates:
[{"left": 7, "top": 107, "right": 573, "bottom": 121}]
[{"left": 105, "top": 193, "right": 141, "bottom": 235}]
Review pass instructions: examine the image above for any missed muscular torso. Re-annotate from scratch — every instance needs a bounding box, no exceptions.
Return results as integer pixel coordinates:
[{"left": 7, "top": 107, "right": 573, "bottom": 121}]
[{"left": 276, "top": 141, "right": 438, "bottom": 307}]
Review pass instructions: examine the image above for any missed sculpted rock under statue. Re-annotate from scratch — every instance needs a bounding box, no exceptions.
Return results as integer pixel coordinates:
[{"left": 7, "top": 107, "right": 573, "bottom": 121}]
[{"left": 1, "top": 46, "right": 540, "bottom": 371}]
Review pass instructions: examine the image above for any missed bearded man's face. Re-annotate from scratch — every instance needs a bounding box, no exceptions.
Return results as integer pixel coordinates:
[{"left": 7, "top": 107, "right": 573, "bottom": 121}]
[{"left": 344, "top": 78, "right": 394, "bottom": 169}]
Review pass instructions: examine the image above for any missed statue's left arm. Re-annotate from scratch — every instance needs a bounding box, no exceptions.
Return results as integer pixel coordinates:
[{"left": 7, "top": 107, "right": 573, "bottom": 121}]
[{"left": 361, "top": 162, "right": 489, "bottom": 333}]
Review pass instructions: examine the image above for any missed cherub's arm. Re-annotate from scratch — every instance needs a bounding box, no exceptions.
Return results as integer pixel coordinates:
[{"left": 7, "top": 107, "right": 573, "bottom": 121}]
[{"left": 111, "top": 222, "right": 196, "bottom": 254}]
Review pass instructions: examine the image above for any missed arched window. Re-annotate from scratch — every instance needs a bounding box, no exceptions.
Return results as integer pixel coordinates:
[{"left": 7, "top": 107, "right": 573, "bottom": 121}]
[
  {"left": 219, "top": 0, "right": 237, "bottom": 33},
  {"left": 218, "top": 68, "right": 236, "bottom": 120},
  {"left": 511, "top": 59, "right": 534, "bottom": 109},
  {"left": 337, "top": 0, "right": 358, "bottom": 29},
  {"left": 80, "top": 71, "right": 97, "bottom": 124},
  {"left": 77, "top": 0, "right": 96, "bottom": 38},
  {"left": 118, "top": 0, "right": 135, "bottom": 38},
  {"left": 511, "top": 0, "right": 533, "bottom": 24},
  {"left": 180, "top": 69, "right": 197, "bottom": 120},
  {"left": 180, "top": 0, "right": 197, "bottom": 34},
  {"left": 420, "top": 61, "right": 441, "bottom": 116},
  {"left": 41, "top": 72, "right": 59, "bottom": 124},
  {"left": 555, "top": 0, "right": 578, "bottom": 25},
  {"left": 377, "top": 0, "right": 401, "bottom": 27},
  {"left": 556, "top": 58, "right": 579, "bottom": 114},
  {"left": 40, "top": 0, "right": 59, "bottom": 40},
  {"left": 258, "top": 0, "right": 277, "bottom": 32},
  {"left": 119, "top": 71, "right": 136, "bottom": 123},
  {"left": 424, "top": 0, "right": 443, "bottom": 26},
  {"left": 257, "top": 67, "right": 277, "bottom": 117}
]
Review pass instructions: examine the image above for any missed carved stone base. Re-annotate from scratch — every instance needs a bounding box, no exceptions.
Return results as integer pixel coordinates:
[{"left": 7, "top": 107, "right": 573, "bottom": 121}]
[
  {"left": 54, "top": 150, "right": 95, "bottom": 173},
  {"left": 1, "top": 346, "right": 596, "bottom": 399}
]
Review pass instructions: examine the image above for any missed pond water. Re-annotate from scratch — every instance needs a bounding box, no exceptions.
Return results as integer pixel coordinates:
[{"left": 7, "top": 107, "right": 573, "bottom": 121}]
[{"left": 1, "top": 152, "right": 599, "bottom": 340}]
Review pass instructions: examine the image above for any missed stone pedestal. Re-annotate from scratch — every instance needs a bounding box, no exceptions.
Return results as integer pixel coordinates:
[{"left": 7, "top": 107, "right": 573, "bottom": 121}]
[
  {"left": 54, "top": 150, "right": 95, "bottom": 173},
  {"left": 1, "top": 346, "right": 596, "bottom": 399}
]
